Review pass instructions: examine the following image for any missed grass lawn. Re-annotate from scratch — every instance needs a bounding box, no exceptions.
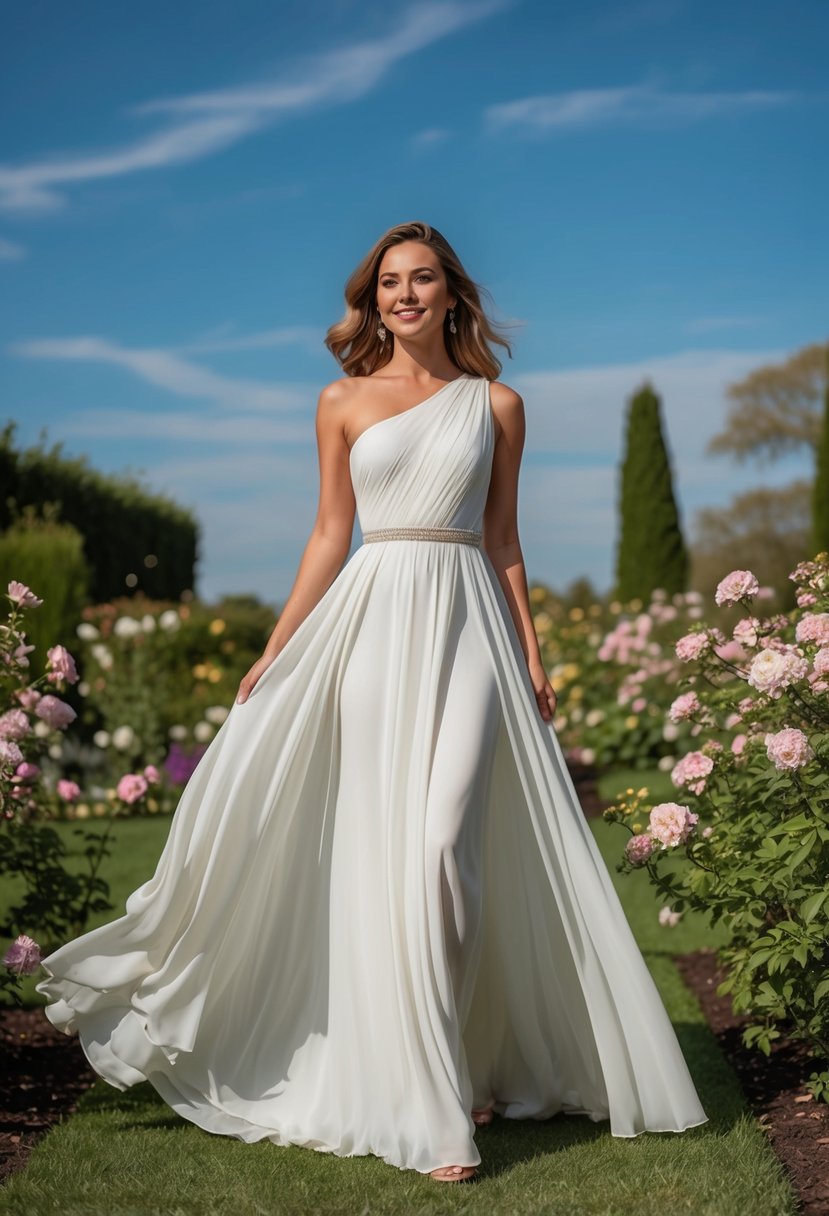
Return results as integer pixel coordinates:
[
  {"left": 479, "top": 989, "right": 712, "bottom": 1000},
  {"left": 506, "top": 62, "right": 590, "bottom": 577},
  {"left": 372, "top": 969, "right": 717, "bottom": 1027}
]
[{"left": 0, "top": 773, "right": 797, "bottom": 1215}]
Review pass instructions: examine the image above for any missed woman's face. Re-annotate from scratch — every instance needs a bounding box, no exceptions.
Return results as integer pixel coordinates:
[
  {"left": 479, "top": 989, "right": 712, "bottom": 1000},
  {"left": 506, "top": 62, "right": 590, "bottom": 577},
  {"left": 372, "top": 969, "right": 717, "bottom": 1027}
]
[{"left": 375, "top": 241, "right": 456, "bottom": 345}]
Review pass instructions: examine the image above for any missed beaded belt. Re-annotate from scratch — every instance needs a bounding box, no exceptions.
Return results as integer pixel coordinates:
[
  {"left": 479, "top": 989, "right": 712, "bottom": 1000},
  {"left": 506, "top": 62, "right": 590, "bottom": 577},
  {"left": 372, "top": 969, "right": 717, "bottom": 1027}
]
[{"left": 362, "top": 526, "right": 482, "bottom": 546}]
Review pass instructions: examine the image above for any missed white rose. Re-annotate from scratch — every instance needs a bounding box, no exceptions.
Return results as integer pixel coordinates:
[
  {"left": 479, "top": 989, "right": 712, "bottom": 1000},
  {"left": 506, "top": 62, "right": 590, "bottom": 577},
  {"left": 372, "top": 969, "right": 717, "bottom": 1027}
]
[
  {"left": 204, "top": 705, "right": 229, "bottom": 725},
  {"left": 168, "top": 724, "right": 188, "bottom": 740},
  {"left": 112, "top": 725, "right": 135, "bottom": 751},
  {"left": 159, "top": 610, "right": 181, "bottom": 632},
  {"left": 90, "top": 644, "right": 113, "bottom": 670},
  {"left": 93, "top": 730, "right": 111, "bottom": 748},
  {"left": 193, "top": 721, "right": 214, "bottom": 742},
  {"left": 76, "top": 622, "right": 99, "bottom": 640},
  {"left": 142, "top": 614, "right": 157, "bottom": 633},
  {"left": 113, "top": 617, "right": 142, "bottom": 638}
]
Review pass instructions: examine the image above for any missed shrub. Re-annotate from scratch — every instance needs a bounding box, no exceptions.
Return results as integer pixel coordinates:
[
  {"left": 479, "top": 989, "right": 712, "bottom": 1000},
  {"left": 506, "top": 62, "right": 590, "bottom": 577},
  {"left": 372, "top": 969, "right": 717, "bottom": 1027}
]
[{"left": 605, "top": 554, "right": 829, "bottom": 1101}]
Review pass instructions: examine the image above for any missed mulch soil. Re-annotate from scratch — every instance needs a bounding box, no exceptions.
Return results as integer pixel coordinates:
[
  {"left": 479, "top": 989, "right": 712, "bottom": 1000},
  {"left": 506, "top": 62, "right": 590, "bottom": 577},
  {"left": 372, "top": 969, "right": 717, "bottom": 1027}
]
[{"left": 2, "top": 763, "right": 827, "bottom": 1212}]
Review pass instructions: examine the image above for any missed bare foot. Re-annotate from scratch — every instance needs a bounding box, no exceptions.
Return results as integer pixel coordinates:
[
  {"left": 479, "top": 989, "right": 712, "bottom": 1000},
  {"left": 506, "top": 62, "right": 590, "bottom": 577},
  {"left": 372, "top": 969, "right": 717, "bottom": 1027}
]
[
  {"left": 429, "top": 1165, "right": 478, "bottom": 1182},
  {"left": 471, "top": 1098, "right": 496, "bottom": 1126}
]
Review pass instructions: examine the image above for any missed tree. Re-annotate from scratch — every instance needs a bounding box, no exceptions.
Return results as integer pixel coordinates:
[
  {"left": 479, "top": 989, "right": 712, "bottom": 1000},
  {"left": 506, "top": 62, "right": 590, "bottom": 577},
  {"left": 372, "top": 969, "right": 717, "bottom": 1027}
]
[
  {"left": 691, "top": 481, "right": 811, "bottom": 610},
  {"left": 614, "top": 381, "right": 688, "bottom": 601},
  {"left": 813, "top": 344, "right": 829, "bottom": 554},
  {"left": 707, "top": 339, "right": 827, "bottom": 464}
]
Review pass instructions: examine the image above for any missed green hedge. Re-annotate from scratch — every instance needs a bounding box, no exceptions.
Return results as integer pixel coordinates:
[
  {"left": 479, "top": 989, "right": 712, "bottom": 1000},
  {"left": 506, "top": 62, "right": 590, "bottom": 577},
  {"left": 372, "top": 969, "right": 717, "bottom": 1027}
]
[
  {"left": 0, "top": 422, "right": 199, "bottom": 602},
  {"left": 0, "top": 511, "right": 90, "bottom": 662}
]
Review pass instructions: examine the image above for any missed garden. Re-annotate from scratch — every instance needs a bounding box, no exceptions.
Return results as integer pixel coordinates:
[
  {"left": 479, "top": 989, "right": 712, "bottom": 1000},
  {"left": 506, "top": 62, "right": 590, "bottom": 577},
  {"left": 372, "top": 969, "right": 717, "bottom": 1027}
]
[{"left": 2, "top": 345, "right": 829, "bottom": 1215}]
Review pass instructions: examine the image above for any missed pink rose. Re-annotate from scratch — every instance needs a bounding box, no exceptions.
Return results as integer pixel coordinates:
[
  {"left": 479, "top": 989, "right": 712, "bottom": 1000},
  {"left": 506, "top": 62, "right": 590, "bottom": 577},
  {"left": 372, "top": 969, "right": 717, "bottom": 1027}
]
[
  {"left": 671, "top": 751, "right": 714, "bottom": 795},
  {"left": 56, "top": 779, "right": 82, "bottom": 802},
  {"left": 2, "top": 933, "right": 42, "bottom": 975},
  {"left": 15, "top": 687, "right": 41, "bottom": 709},
  {"left": 0, "top": 708, "right": 30, "bottom": 741},
  {"left": 6, "top": 581, "right": 42, "bottom": 609},
  {"left": 764, "top": 727, "right": 814, "bottom": 771},
  {"left": 631, "top": 696, "right": 647, "bottom": 712},
  {"left": 34, "top": 695, "right": 77, "bottom": 730},
  {"left": 731, "top": 733, "right": 747, "bottom": 755},
  {"left": 625, "top": 833, "right": 656, "bottom": 865},
  {"left": 797, "top": 590, "right": 818, "bottom": 608},
  {"left": 814, "top": 648, "right": 829, "bottom": 676},
  {"left": 13, "top": 761, "right": 40, "bottom": 783},
  {"left": 675, "top": 632, "right": 710, "bottom": 662},
  {"left": 143, "top": 764, "right": 160, "bottom": 785},
  {"left": 46, "top": 645, "right": 79, "bottom": 685},
  {"left": 649, "top": 801, "right": 699, "bottom": 849},
  {"left": 715, "top": 569, "right": 760, "bottom": 606},
  {"left": 796, "top": 613, "right": 829, "bottom": 647},
  {"left": 0, "top": 740, "right": 23, "bottom": 767},
  {"left": 668, "top": 691, "right": 700, "bottom": 722},
  {"left": 116, "top": 773, "right": 148, "bottom": 804},
  {"left": 733, "top": 617, "right": 761, "bottom": 648}
]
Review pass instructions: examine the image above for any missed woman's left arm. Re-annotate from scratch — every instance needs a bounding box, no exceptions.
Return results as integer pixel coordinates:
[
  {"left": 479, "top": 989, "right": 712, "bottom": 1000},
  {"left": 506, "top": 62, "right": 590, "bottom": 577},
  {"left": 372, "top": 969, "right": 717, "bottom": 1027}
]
[{"left": 482, "top": 382, "right": 557, "bottom": 723}]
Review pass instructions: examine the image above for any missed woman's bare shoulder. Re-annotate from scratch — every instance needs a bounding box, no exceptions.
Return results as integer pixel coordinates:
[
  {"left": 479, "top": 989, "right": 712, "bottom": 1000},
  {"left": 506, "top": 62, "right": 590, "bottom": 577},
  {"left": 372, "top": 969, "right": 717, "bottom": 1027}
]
[{"left": 488, "top": 379, "right": 525, "bottom": 442}]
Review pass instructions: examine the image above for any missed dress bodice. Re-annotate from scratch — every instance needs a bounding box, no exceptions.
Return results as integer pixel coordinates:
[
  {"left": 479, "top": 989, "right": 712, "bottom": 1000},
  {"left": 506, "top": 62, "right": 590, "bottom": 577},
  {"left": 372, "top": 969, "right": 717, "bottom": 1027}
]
[{"left": 348, "top": 375, "right": 494, "bottom": 537}]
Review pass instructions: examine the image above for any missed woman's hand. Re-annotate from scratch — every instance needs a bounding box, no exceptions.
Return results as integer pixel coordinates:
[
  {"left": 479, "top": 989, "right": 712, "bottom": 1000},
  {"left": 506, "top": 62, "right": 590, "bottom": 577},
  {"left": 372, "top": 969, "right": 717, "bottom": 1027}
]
[
  {"left": 527, "top": 656, "right": 557, "bottom": 723},
  {"left": 236, "top": 653, "right": 276, "bottom": 704}
]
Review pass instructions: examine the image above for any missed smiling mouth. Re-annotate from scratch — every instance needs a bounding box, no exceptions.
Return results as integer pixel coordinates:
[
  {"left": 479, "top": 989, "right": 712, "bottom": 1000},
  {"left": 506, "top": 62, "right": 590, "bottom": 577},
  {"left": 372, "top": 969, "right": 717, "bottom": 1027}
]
[{"left": 394, "top": 309, "right": 425, "bottom": 317}]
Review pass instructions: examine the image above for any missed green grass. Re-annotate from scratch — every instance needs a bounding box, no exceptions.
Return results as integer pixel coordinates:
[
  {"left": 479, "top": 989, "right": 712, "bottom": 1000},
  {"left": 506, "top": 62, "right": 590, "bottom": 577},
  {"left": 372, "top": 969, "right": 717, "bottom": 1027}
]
[{"left": 0, "top": 775, "right": 796, "bottom": 1215}]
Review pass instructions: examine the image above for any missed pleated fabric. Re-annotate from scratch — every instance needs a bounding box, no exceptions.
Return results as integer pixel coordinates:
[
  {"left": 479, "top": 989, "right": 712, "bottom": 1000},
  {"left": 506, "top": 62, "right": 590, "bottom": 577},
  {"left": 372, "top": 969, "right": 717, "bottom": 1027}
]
[{"left": 36, "top": 374, "right": 708, "bottom": 1174}]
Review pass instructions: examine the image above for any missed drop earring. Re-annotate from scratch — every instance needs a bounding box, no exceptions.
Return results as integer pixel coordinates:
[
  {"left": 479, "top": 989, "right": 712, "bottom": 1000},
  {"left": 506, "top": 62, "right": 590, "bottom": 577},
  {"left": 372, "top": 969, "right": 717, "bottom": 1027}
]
[
  {"left": 448, "top": 306, "right": 457, "bottom": 334},
  {"left": 377, "top": 311, "right": 386, "bottom": 343}
]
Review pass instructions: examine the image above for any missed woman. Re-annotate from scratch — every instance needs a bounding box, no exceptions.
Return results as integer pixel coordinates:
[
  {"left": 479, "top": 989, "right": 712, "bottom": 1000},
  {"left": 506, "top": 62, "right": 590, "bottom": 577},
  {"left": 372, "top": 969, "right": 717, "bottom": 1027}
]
[{"left": 37, "top": 220, "right": 708, "bottom": 1185}]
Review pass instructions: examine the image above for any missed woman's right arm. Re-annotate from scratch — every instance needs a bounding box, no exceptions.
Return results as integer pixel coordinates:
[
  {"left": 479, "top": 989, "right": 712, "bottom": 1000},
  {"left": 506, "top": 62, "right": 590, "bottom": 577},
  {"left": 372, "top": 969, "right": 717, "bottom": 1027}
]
[{"left": 236, "top": 380, "right": 356, "bottom": 703}]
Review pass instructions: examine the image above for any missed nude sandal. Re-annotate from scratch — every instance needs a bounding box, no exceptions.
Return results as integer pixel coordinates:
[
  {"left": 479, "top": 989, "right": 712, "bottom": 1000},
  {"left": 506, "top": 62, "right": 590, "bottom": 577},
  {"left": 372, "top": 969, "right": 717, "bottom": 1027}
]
[{"left": 471, "top": 1098, "right": 496, "bottom": 1126}]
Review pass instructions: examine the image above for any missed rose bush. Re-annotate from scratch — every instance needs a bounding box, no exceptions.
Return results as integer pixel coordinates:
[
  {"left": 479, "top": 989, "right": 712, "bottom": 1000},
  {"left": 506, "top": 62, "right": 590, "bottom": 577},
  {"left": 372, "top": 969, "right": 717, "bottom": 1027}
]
[
  {"left": 0, "top": 580, "right": 120, "bottom": 1006},
  {"left": 604, "top": 553, "right": 829, "bottom": 1102}
]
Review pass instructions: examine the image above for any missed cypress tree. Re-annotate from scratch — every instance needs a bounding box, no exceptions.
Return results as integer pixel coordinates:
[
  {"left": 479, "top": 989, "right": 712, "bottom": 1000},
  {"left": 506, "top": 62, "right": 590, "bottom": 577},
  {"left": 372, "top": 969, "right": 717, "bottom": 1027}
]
[
  {"left": 812, "top": 344, "right": 829, "bottom": 555},
  {"left": 614, "top": 380, "right": 688, "bottom": 601}
]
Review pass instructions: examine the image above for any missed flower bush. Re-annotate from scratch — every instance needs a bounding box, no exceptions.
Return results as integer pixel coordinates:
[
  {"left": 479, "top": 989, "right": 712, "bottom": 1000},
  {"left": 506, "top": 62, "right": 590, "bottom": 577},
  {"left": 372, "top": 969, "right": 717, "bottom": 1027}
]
[
  {"left": 604, "top": 553, "right": 829, "bottom": 1101},
  {"left": 530, "top": 583, "right": 779, "bottom": 770},
  {"left": 0, "top": 580, "right": 122, "bottom": 1005},
  {"left": 64, "top": 593, "right": 272, "bottom": 806}
]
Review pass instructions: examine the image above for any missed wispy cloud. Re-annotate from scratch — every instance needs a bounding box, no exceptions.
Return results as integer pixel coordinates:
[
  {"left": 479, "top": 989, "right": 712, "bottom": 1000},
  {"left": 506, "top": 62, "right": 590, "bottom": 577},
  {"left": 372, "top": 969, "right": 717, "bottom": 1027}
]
[
  {"left": 411, "top": 128, "right": 453, "bottom": 152},
  {"left": 175, "top": 324, "right": 325, "bottom": 356},
  {"left": 8, "top": 335, "right": 310, "bottom": 413},
  {"left": 0, "top": 237, "right": 26, "bottom": 261},
  {"left": 0, "top": 0, "right": 509, "bottom": 215},
  {"left": 484, "top": 82, "right": 796, "bottom": 136}
]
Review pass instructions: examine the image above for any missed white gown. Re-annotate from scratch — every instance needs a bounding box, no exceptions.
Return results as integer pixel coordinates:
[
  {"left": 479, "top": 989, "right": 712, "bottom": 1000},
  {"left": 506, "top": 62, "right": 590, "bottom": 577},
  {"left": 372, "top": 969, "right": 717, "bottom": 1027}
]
[{"left": 36, "top": 374, "right": 708, "bottom": 1174}]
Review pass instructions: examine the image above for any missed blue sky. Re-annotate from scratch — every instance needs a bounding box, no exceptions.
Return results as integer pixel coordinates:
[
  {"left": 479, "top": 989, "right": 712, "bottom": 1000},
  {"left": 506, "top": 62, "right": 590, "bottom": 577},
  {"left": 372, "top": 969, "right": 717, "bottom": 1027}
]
[{"left": 2, "top": 0, "right": 826, "bottom": 604}]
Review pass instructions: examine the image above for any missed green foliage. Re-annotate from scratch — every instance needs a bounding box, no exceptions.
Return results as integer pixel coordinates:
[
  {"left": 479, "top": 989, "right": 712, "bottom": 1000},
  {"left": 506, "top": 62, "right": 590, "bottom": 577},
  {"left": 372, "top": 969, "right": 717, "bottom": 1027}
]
[
  {"left": 615, "top": 381, "right": 688, "bottom": 601},
  {"left": 0, "top": 820, "right": 117, "bottom": 976},
  {"left": 812, "top": 346, "right": 829, "bottom": 554},
  {"left": 0, "top": 505, "right": 89, "bottom": 665},
  {"left": 0, "top": 420, "right": 199, "bottom": 602}
]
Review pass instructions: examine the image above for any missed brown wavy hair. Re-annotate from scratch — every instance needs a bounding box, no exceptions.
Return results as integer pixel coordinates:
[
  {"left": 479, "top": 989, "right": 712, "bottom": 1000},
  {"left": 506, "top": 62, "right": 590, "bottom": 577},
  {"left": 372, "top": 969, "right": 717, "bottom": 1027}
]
[{"left": 324, "top": 221, "right": 516, "bottom": 380}]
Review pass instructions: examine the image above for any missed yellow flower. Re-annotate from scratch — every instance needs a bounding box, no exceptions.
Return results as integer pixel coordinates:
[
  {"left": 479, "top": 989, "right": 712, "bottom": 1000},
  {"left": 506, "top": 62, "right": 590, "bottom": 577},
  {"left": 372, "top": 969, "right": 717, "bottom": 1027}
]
[
  {"left": 533, "top": 612, "right": 553, "bottom": 632},
  {"left": 75, "top": 804, "right": 90, "bottom": 819},
  {"left": 193, "top": 663, "right": 208, "bottom": 679},
  {"left": 625, "top": 787, "right": 635, "bottom": 795},
  {"left": 631, "top": 822, "right": 643, "bottom": 833},
  {"left": 637, "top": 787, "right": 649, "bottom": 798},
  {"left": 568, "top": 607, "right": 585, "bottom": 621},
  {"left": 209, "top": 618, "right": 226, "bottom": 635},
  {"left": 624, "top": 715, "right": 638, "bottom": 729}
]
